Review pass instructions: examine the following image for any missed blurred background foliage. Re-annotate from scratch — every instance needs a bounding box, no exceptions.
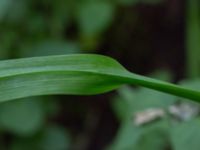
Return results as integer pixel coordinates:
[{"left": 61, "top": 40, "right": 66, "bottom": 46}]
[{"left": 0, "top": 0, "right": 200, "bottom": 150}]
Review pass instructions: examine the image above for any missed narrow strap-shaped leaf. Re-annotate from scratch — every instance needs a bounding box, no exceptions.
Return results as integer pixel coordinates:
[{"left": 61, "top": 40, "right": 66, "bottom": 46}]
[{"left": 0, "top": 54, "right": 199, "bottom": 102}]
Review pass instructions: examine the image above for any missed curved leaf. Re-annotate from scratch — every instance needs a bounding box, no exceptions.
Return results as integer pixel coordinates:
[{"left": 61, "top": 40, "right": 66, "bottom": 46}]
[{"left": 0, "top": 54, "right": 200, "bottom": 102}]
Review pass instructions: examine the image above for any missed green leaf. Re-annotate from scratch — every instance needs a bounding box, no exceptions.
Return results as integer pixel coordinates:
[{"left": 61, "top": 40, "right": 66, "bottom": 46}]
[
  {"left": 108, "top": 119, "right": 170, "bottom": 150},
  {"left": 186, "top": 0, "right": 200, "bottom": 77},
  {"left": 110, "top": 85, "right": 174, "bottom": 150},
  {"left": 120, "top": 87, "right": 175, "bottom": 112},
  {"left": 0, "top": 97, "right": 45, "bottom": 135},
  {"left": 19, "top": 40, "right": 80, "bottom": 57},
  {"left": 112, "top": 86, "right": 176, "bottom": 121},
  {"left": 0, "top": 0, "right": 12, "bottom": 21},
  {"left": 171, "top": 118, "right": 200, "bottom": 150},
  {"left": 107, "top": 119, "right": 143, "bottom": 150},
  {"left": 11, "top": 125, "right": 71, "bottom": 150},
  {"left": 76, "top": 1, "right": 115, "bottom": 36},
  {"left": 5, "top": 0, "right": 28, "bottom": 23},
  {"left": 0, "top": 54, "right": 200, "bottom": 103},
  {"left": 38, "top": 125, "right": 71, "bottom": 150},
  {"left": 133, "top": 127, "right": 169, "bottom": 150}
]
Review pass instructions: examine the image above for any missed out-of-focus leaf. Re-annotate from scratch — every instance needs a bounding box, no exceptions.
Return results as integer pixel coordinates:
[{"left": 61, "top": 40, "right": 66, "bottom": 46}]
[
  {"left": 108, "top": 119, "right": 169, "bottom": 150},
  {"left": 0, "top": 98, "right": 45, "bottom": 135},
  {"left": 50, "top": 0, "right": 71, "bottom": 37},
  {"left": 171, "top": 118, "right": 200, "bottom": 150},
  {"left": 26, "top": 13, "right": 47, "bottom": 36},
  {"left": 139, "top": 130, "right": 169, "bottom": 150},
  {"left": 76, "top": 1, "right": 115, "bottom": 50},
  {"left": 129, "top": 88, "right": 176, "bottom": 112},
  {"left": 133, "top": 122, "right": 170, "bottom": 150},
  {"left": 107, "top": 119, "right": 143, "bottom": 150},
  {"left": 5, "top": 0, "right": 28, "bottom": 23},
  {"left": 39, "top": 125, "right": 71, "bottom": 150},
  {"left": 186, "top": 0, "right": 200, "bottom": 77},
  {"left": 11, "top": 125, "right": 71, "bottom": 150},
  {"left": 113, "top": 86, "right": 176, "bottom": 121},
  {"left": 19, "top": 40, "right": 80, "bottom": 57},
  {"left": 112, "top": 95, "right": 130, "bottom": 121},
  {"left": 0, "top": 0, "right": 12, "bottom": 21},
  {"left": 76, "top": 1, "right": 115, "bottom": 37}
]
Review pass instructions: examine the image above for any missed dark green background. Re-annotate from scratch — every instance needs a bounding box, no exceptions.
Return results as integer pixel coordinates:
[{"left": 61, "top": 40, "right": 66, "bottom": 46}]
[{"left": 0, "top": 0, "right": 200, "bottom": 150}]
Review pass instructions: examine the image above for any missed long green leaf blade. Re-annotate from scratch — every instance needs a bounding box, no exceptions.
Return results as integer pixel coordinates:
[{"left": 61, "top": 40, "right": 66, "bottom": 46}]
[{"left": 0, "top": 54, "right": 200, "bottom": 102}]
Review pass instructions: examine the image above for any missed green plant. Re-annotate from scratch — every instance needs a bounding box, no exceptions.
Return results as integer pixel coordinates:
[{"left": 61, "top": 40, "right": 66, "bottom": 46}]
[
  {"left": 186, "top": 0, "right": 200, "bottom": 78},
  {"left": 0, "top": 54, "right": 199, "bottom": 103}
]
